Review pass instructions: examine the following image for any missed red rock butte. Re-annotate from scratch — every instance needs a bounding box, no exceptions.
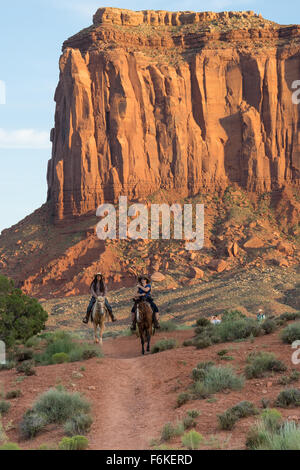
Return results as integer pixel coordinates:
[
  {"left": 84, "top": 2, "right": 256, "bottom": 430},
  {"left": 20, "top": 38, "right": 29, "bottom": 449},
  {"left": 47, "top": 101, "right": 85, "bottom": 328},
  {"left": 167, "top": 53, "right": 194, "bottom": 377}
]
[{"left": 47, "top": 7, "right": 300, "bottom": 221}]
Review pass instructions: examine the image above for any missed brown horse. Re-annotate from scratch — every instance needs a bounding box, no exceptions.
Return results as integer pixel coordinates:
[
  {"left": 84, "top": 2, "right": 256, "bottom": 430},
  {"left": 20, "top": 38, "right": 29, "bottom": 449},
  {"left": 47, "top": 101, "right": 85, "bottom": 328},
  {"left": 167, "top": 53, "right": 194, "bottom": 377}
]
[
  {"left": 135, "top": 298, "right": 155, "bottom": 355},
  {"left": 91, "top": 296, "right": 110, "bottom": 345}
]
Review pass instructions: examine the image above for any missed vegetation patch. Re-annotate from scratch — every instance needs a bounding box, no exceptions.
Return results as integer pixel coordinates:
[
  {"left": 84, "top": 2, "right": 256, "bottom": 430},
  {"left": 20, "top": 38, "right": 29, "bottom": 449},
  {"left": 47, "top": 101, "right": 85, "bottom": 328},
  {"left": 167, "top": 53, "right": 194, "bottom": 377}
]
[
  {"left": 275, "top": 389, "right": 300, "bottom": 408},
  {"left": 192, "top": 364, "right": 244, "bottom": 399},
  {"left": 218, "top": 401, "right": 258, "bottom": 430},
  {"left": 151, "top": 338, "right": 177, "bottom": 354},
  {"left": 245, "top": 352, "right": 287, "bottom": 379},
  {"left": 281, "top": 322, "right": 300, "bottom": 344}
]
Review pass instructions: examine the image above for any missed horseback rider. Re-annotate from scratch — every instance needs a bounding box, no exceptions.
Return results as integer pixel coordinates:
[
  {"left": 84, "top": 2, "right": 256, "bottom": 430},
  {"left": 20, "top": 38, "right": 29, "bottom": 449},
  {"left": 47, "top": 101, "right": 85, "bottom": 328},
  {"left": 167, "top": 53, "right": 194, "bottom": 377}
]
[
  {"left": 83, "top": 273, "right": 117, "bottom": 324},
  {"left": 130, "top": 276, "right": 160, "bottom": 331}
]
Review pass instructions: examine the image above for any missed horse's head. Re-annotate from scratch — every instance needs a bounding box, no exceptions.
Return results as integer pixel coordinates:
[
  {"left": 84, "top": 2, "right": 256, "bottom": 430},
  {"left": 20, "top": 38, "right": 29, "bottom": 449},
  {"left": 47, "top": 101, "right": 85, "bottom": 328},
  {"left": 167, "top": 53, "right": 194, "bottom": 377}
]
[{"left": 95, "top": 296, "right": 105, "bottom": 315}]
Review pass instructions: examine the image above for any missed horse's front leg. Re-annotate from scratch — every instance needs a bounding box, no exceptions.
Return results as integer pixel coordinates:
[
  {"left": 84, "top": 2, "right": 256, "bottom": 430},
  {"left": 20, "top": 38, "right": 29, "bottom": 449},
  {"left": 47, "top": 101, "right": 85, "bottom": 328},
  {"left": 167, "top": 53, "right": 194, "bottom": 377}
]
[
  {"left": 99, "top": 320, "right": 104, "bottom": 345},
  {"left": 141, "top": 335, "right": 145, "bottom": 355},
  {"left": 94, "top": 323, "right": 99, "bottom": 344},
  {"left": 146, "top": 332, "right": 151, "bottom": 353}
]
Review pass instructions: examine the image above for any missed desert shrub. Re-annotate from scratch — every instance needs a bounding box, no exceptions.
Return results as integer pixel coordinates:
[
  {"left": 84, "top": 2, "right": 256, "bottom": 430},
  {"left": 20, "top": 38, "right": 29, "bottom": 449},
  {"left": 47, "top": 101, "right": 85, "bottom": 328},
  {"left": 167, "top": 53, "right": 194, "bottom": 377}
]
[
  {"left": 194, "top": 336, "right": 212, "bottom": 349},
  {"left": 183, "top": 415, "right": 196, "bottom": 430},
  {"left": 187, "top": 410, "right": 200, "bottom": 418},
  {"left": 176, "top": 393, "right": 190, "bottom": 408},
  {"left": 183, "top": 339, "right": 194, "bottom": 347},
  {"left": 159, "top": 320, "right": 177, "bottom": 332},
  {"left": 281, "top": 322, "right": 300, "bottom": 344},
  {"left": 58, "top": 436, "right": 89, "bottom": 451},
  {"left": 0, "top": 275, "right": 48, "bottom": 347},
  {"left": 261, "top": 409, "right": 282, "bottom": 432},
  {"left": 279, "top": 312, "right": 300, "bottom": 322},
  {"left": 181, "top": 430, "right": 203, "bottom": 450},
  {"left": 64, "top": 413, "right": 93, "bottom": 436},
  {"left": 52, "top": 352, "right": 70, "bottom": 364},
  {"left": 193, "top": 365, "right": 244, "bottom": 398},
  {"left": 151, "top": 338, "right": 177, "bottom": 354},
  {"left": 217, "top": 349, "right": 229, "bottom": 357},
  {"left": 278, "top": 370, "right": 300, "bottom": 386},
  {"left": 215, "top": 318, "right": 262, "bottom": 342},
  {"left": 0, "top": 442, "right": 21, "bottom": 450},
  {"left": 218, "top": 401, "right": 258, "bottom": 430},
  {"left": 196, "top": 317, "right": 210, "bottom": 327},
  {"left": 0, "top": 401, "right": 11, "bottom": 415},
  {"left": 16, "top": 361, "right": 36, "bottom": 376},
  {"left": 6, "top": 389, "right": 22, "bottom": 399},
  {"left": 19, "top": 410, "right": 47, "bottom": 439},
  {"left": 161, "top": 421, "right": 184, "bottom": 442},
  {"left": 261, "top": 319, "right": 277, "bottom": 335},
  {"left": 275, "top": 388, "right": 300, "bottom": 408},
  {"left": 245, "top": 352, "right": 287, "bottom": 379},
  {"left": 35, "top": 334, "right": 102, "bottom": 364},
  {"left": 34, "top": 388, "right": 90, "bottom": 424},
  {"left": 221, "top": 310, "right": 246, "bottom": 322},
  {"left": 15, "top": 348, "right": 34, "bottom": 362}
]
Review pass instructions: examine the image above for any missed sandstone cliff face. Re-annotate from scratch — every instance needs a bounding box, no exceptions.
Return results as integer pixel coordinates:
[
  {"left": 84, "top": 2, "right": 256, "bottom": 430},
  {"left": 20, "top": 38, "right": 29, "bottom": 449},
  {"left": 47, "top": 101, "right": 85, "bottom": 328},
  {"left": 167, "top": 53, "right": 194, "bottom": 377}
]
[{"left": 47, "top": 8, "right": 300, "bottom": 220}]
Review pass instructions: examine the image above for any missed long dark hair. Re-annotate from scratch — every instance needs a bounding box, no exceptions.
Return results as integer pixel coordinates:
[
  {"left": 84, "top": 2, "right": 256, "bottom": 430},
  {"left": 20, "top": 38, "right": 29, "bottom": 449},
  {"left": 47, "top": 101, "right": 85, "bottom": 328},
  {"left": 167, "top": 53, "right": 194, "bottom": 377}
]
[{"left": 90, "top": 274, "right": 105, "bottom": 293}]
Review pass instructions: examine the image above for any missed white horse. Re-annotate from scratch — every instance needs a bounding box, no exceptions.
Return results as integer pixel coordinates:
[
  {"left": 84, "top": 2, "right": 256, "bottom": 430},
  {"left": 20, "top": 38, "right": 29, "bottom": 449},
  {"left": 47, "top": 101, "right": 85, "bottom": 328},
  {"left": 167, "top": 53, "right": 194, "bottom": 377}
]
[{"left": 91, "top": 296, "right": 109, "bottom": 345}]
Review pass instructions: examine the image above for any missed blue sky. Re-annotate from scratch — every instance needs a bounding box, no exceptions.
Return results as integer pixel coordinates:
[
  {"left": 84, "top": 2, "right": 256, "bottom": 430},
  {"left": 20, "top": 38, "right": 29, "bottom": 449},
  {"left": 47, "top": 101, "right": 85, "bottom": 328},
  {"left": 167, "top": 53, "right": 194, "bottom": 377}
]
[{"left": 0, "top": 0, "right": 299, "bottom": 233}]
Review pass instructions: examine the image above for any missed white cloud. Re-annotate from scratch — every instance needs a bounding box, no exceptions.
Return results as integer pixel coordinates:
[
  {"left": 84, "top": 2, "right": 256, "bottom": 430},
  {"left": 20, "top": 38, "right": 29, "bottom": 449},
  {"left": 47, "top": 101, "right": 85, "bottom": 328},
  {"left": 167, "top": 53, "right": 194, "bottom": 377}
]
[{"left": 0, "top": 129, "right": 51, "bottom": 149}]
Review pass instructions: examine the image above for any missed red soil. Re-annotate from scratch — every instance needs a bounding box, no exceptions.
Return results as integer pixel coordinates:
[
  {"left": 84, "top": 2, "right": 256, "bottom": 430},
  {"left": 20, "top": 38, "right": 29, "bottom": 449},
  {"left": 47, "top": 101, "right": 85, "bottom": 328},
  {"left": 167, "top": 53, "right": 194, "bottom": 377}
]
[{"left": 1, "top": 329, "right": 299, "bottom": 450}]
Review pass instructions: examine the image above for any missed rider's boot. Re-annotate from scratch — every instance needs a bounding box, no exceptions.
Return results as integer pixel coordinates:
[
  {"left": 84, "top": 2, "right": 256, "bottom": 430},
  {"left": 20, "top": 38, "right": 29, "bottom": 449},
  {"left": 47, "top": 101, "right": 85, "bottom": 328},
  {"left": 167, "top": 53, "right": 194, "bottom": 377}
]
[
  {"left": 82, "top": 311, "right": 90, "bottom": 324},
  {"left": 130, "top": 313, "right": 137, "bottom": 331},
  {"left": 109, "top": 312, "right": 117, "bottom": 322},
  {"left": 153, "top": 312, "right": 160, "bottom": 329}
]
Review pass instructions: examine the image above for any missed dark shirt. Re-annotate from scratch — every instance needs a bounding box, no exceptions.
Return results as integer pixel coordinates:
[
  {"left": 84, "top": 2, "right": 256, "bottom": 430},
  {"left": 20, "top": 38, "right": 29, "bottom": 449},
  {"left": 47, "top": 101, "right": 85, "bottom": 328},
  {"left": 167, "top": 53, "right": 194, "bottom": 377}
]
[{"left": 138, "top": 284, "right": 151, "bottom": 298}]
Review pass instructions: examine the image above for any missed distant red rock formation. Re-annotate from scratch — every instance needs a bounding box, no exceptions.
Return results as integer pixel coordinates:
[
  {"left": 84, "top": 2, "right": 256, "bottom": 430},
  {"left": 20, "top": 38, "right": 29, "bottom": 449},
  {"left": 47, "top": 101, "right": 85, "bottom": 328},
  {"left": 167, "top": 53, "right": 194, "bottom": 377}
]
[{"left": 46, "top": 8, "right": 300, "bottom": 220}]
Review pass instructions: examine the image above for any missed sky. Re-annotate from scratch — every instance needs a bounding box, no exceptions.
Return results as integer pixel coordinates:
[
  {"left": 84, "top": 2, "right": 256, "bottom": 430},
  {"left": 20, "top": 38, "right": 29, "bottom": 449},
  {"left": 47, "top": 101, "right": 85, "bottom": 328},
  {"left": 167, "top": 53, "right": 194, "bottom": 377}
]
[{"left": 0, "top": 0, "right": 300, "bottom": 233}]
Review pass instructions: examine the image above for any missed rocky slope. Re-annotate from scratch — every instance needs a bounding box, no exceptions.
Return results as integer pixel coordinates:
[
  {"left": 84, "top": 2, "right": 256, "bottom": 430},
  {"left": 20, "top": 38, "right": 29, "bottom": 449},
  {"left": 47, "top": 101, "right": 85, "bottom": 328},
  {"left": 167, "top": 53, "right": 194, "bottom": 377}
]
[{"left": 47, "top": 7, "right": 300, "bottom": 220}]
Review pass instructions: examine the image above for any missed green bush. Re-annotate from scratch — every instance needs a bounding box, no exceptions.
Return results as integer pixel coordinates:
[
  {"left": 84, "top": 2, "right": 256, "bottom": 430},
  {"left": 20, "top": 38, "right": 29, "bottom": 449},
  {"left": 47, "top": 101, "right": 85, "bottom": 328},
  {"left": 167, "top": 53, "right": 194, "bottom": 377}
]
[
  {"left": 35, "top": 333, "right": 102, "bottom": 364},
  {"left": 196, "top": 317, "right": 211, "bottom": 327},
  {"left": 64, "top": 413, "right": 93, "bottom": 436},
  {"left": 19, "top": 410, "right": 47, "bottom": 439},
  {"left": 6, "top": 390, "right": 22, "bottom": 399},
  {"left": 0, "top": 442, "right": 21, "bottom": 450},
  {"left": 34, "top": 388, "right": 90, "bottom": 424},
  {"left": 261, "top": 409, "right": 282, "bottom": 432},
  {"left": 15, "top": 348, "right": 34, "bottom": 362},
  {"left": 193, "top": 365, "right": 244, "bottom": 398},
  {"left": 221, "top": 310, "right": 246, "bottom": 322},
  {"left": 279, "top": 312, "right": 300, "bottom": 322},
  {"left": 183, "top": 415, "right": 196, "bottom": 430},
  {"left": 275, "top": 389, "right": 300, "bottom": 408},
  {"left": 0, "top": 401, "right": 11, "bottom": 415},
  {"left": 16, "top": 361, "right": 36, "bottom": 376},
  {"left": 176, "top": 393, "right": 190, "bottom": 408},
  {"left": 161, "top": 421, "right": 184, "bottom": 442},
  {"left": 281, "top": 322, "right": 300, "bottom": 344},
  {"left": 58, "top": 436, "right": 89, "bottom": 450},
  {"left": 278, "top": 370, "right": 300, "bottom": 386},
  {"left": 52, "top": 352, "right": 70, "bottom": 364},
  {"left": 181, "top": 430, "right": 203, "bottom": 450},
  {"left": 261, "top": 319, "right": 277, "bottom": 335},
  {"left": 187, "top": 410, "right": 200, "bottom": 418},
  {"left": 151, "top": 338, "right": 177, "bottom": 354},
  {"left": 159, "top": 320, "right": 177, "bottom": 332},
  {"left": 0, "top": 275, "right": 48, "bottom": 347},
  {"left": 245, "top": 352, "right": 287, "bottom": 379},
  {"left": 218, "top": 401, "right": 258, "bottom": 430},
  {"left": 194, "top": 336, "right": 212, "bottom": 349}
]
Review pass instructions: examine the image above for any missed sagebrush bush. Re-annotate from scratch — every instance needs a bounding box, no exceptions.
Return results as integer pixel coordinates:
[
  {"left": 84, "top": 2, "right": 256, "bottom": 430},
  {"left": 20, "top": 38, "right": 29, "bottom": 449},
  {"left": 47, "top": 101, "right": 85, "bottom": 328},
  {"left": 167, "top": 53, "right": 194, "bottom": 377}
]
[
  {"left": 0, "top": 401, "right": 11, "bottom": 415},
  {"left": 278, "top": 370, "right": 300, "bottom": 386},
  {"left": 34, "top": 388, "right": 90, "bottom": 424},
  {"left": 159, "top": 320, "right": 177, "bottom": 332},
  {"left": 6, "top": 389, "right": 22, "bottom": 399},
  {"left": 181, "top": 430, "right": 203, "bottom": 450},
  {"left": 161, "top": 421, "right": 184, "bottom": 442},
  {"left": 183, "top": 415, "right": 196, "bottom": 430},
  {"left": 275, "top": 389, "right": 300, "bottom": 408},
  {"left": 16, "top": 361, "right": 36, "bottom": 376},
  {"left": 59, "top": 436, "right": 89, "bottom": 450},
  {"left": 196, "top": 317, "right": 211, "bottom": 327},
  {"left": 193, "top": 365, "right": 244, "bottom": 398},
  {"left": 64, "top": 413, "right": 93, "bottom": 436},
  {"left": 218, "top": 401, "right": 258, "bottom": 430},
  {"left": 176, "top": 393, "right": 190, "bottom": 408},
  {"left": 279, "top": 312, "right": 300, "bottom": 322},
  {"left": 151, "top": 338, "right": 177, "bottom": 354},
  {"left": 261, "top": 319, "right": 277, "bottom": 335},
  {"left": 19, "top": 410, "right": 47, "bottom": 439},
  {"left": 187, "top": 410, "right": 200, "bottom": 418},
  {"left": 245, "top": 352, "right": 287, "bottom": 379},
  {"left": 52, "top": 352, "right": 70, "bottom": 364},
  {"left": 281, "top": 322, "right": 300, "bottom": 344}
]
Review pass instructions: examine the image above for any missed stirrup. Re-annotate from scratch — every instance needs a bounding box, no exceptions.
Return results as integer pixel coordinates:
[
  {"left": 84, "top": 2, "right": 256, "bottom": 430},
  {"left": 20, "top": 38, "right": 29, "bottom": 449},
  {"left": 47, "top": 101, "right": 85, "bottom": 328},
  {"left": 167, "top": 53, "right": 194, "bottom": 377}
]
[{"left": 82, "top": 317, "right": 89, "bottom": 324}]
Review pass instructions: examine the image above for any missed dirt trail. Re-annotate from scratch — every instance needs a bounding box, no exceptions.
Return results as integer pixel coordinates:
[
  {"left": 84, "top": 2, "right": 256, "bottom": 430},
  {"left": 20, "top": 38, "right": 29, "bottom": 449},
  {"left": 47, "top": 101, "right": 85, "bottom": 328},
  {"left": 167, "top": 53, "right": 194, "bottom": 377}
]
[{"left": 88, "top": 334, "right": 177, "bottom": 450}]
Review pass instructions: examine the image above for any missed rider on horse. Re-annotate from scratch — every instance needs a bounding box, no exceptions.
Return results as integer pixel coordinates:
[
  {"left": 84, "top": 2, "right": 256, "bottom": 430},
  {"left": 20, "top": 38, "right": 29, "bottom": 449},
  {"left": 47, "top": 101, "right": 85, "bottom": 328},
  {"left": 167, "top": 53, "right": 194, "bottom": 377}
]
[
  {"left": 83, "top": 273, "right": 117, "bottom": 324},
  {"left": 130, "top": 275, "right": 160, "bottom": 331}
]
